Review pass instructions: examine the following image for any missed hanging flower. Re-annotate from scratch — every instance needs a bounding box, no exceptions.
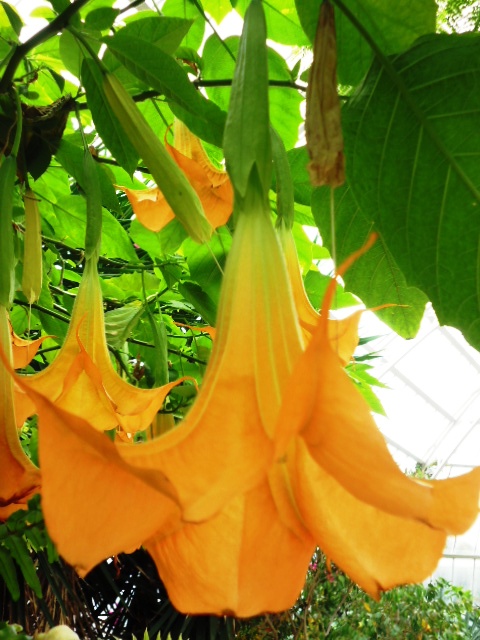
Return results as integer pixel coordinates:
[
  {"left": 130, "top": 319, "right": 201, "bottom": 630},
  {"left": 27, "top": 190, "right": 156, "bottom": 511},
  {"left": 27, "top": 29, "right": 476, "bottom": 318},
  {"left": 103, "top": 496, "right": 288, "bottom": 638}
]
[
  {"left": 9, "top": 318, "right": 51, "bottom": 369},
  {"left": 12, "top": 179, "right": 302, "bottom": 574},
  {"left": 14, "top": 258, "right": 185, "bottom": 433},
  {"left": 0, "top": 306, "right": 40, "bottom": 521},
  {"left": 120, "top": 119, "right": 233, "bottom": 233},
  {"left": 148, "top": 228, "right": 480, "bottom": 615},
  {"left": 273, "top": 239, "right": 480, "bottom": 599},
  {"left": 13, "top": 177, "right": 480, "bottom": 616}
]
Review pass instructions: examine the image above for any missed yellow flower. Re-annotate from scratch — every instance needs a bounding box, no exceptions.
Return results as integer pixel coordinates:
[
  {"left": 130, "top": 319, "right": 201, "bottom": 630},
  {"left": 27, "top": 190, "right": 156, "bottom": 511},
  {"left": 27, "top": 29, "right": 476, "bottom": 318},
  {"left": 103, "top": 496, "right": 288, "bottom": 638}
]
[
  {"left": 9, "top": 318, "right": 51, "bottom": 369},
  {"left": 275, "top": 245, "right": 480, "bottom": 599},
  {"left": 13, "top": 180, "right": 300, "bottom": 575},
  {"left": 11, "top": 183, "right": 480, "bottom": 615},
  {"left": 0, "top": 306, "right": 40, "bottom": 521},
  {"left": 146, "top": 222, "right": 480, "bottom": 614},
  {"left": 14, "top": 258, "right": 184, "bottom": 434},
  {"left": 120, "top": 119, "right": 233, "bottom": 233}
]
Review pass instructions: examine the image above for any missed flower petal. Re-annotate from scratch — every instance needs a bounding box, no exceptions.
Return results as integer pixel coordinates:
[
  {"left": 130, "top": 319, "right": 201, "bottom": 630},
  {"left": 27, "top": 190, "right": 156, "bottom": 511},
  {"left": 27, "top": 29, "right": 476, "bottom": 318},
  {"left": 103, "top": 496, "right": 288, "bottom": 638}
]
[
  {"left": 278, "top": 224, "right": 361, "bottom": 365},
  {"left": 118, "top": 190, "right": 303, "bottom": 522},
  {"left": 0, "top": 307, "right": 40, "bottom": 521},
  {"left": 16, "top": 259, "right": 187, "bottom": 433},
  {"left": 9, "top": 320, "right": 51, "bottom": 369},
  {"left": 294, "top": 324, "right": 480, "bottom": 531},
  {"left": 120, "top": 121, "right": 233, "bottom": 233},
  {"left": 146, "top": 478, "right": 314, "bottom": 616},
  {"left": 291, "top": 438, "right": 449, "bottom": 598},
  {"left": 120, "top": 186, "right": 174, "bottom": 233},
  {"left": 22, "top": 383, "right": 181, "bottom": 575}
]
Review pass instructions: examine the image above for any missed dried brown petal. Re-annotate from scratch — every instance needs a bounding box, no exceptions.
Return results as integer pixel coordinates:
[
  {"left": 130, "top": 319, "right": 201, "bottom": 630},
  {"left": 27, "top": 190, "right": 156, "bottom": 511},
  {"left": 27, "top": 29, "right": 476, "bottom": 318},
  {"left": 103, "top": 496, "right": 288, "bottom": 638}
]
[{"left": 305, "top": 1, "right": 345, "bottom": 187}]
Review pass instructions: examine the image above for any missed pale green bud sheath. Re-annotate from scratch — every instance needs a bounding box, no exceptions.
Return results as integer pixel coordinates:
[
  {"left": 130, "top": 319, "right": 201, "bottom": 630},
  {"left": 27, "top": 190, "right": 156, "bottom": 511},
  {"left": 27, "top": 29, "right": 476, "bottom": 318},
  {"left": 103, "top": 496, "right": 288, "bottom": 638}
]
[
  {"left": 103, "top": 73, "right": 213, "bottom": 244},
  {"left": 22, "top": 189, "right": 43, "bottom": 304}
]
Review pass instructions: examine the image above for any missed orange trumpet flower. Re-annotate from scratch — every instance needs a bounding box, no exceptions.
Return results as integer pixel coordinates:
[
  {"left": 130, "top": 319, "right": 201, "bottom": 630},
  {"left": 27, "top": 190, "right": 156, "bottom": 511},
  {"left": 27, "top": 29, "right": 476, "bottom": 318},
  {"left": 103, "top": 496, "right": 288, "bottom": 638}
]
[
  {"left": 14, "top": 258, "right": 185, "bottom": 434},
  {"left": 9, "top": 319, "right": 51, "bottom": 369},
  {"left": 0, "top": 306, "right": 40, "bottom": 521},
  {"left": 120, "top": 119, "right": 233, "bottom": 233},
  {"left": 11, "top": 179, "right": 301, "bottom": 575},
  {"left": 14, "top": 180, "right": 480, "bottom": 617}
]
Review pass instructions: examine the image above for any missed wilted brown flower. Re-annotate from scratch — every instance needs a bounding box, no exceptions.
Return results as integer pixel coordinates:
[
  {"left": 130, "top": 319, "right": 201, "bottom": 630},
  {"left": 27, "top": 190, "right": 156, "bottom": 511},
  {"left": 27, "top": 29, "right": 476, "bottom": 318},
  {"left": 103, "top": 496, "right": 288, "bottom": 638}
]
[{"left": 306, "top": 0, "right": 345, "bottom": 187}]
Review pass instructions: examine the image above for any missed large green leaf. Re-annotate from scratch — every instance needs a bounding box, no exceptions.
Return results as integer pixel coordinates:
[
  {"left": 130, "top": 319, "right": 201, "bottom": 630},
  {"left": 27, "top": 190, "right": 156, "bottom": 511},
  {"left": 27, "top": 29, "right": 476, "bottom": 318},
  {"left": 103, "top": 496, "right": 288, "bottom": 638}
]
[
  {"left": 312, "top": 186, "right": 428, "bottom": 338},
  {"left": 202, "top": 35, "right": 302, "bottom": 152},
  {"left": 342, "top": 33, "right": 480, "bottom": 348},
  {"left": 183, "top": 227, "right": 231, "bottom": 306},
  {"left": 295, "top": 0, "right": 436, "bottom": 85},
  {"left": 102, "top": 15, "right": 194, "bottom": 87},
  {"left": 55, "top": 138, "right": 121, "bottom": 213},
  {"left": 49, "top": 194, "right": 138, "bottom": 262}
]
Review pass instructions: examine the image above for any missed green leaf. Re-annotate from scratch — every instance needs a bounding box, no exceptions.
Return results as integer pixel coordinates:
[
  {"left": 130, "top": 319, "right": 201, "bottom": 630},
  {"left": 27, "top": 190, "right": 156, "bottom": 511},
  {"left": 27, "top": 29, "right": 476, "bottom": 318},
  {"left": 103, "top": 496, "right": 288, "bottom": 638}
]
[
  {"left": 347, "top": 363, "right": 386, "bottom": 415},
  {"left": 146, "top": 307, "right": 169, "bottom": 386},
  {"left": 312, "top": 185, "right": 428, "bottom": 338},
  {"left": 3, "top": 536, "right": 42, "bottom": 598},
  {"left": 304, "top": 269, "right": 358, "bottom": 311},
  {"left": 104, "top": 303, "right": 144, "bottom": 349},
  {"left": 100, "top": 271, "right": 161, "bottom": 302},
  {"left": 184, "top": 227, "right": 231, "bottom": 306},
  {"left": 30, "top": 6, "right": 57, "bottom": 20},
  {"left": 286, "top": 146, "right": 313, "bottom": 206},
  {"left": 201, "top": 0, "right": 232, "bottom": 23},
  {"left": 295, "top": 0, "right": 436, "bottom": 85},
  {"left": 0, "top": 547, "right": 20, "bottom": 601},
  {"left": 102, "top": 15, "right": 195, "bottom": 87},
  {"left": 109, "top": 15, "right": 193, "bottom": 54},
  {"left": 342, "top": 33, "right": 480, "bottom": 347},
  {"left": 0, "top": 2, "right": 22, "bottom": 36},
  {"left": 130, "top": 218, "right": 187, "bottom": 259},
  {"left": 51, "top": 195, "right": 137, "bottom": 262},
  {"left": 58, "top": 29, "right": 101, "bottom": 79},
  {"left": 55, "top": 138, "right": 121, "bottom": 212},
  {"left": 81, "top": 59, "right": 139, "bottom": 175},
  {"left": 271, "top": 127, "right": 294, "bottom": 228},
  {"left": 0, "top": 155, "right": 16, "bottom": 306},
  {"left": 162, "top": 0, "right": 205, "bottom": 51},
  {"left": 105, "top": 32, "right": 200, "bottom": 112},
  {"left": 84, "top": 6, "right": 119, "bottom": 30},
  {"left": 178, "top": 280, "right": 217, "bottom": 326}
]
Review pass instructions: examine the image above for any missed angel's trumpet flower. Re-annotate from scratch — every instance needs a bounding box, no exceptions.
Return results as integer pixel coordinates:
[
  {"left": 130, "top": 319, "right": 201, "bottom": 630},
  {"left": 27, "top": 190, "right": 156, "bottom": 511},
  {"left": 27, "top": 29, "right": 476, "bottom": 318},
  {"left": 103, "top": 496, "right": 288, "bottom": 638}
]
[
  {"left": 14, "top": 177, "right": 480, "bottom": 617},
  {"left": 120, "top": 119, "right": 233, "bottom": 233},
  {"left": 144, "top": 226, "right": 480, "bottom": 616},
  {"left": 9, "top": 319, "right": 50, "bottom": 369},
  {"left": 0, "top": 306, "right": 40, "bottom": 521},
  {"left": 14, "top": 257, "right": 185, "bottom": 434},
  {"left": 10, "top": 177, "right": 301, "bottom": 574}
]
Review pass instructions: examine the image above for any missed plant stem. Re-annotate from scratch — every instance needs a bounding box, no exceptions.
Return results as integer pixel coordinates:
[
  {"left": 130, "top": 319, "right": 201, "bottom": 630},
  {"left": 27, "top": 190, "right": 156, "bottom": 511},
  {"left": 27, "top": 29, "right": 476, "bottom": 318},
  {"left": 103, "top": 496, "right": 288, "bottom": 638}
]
[{"left": 0, "top": 0, "right": 91, "bottom": 93}]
